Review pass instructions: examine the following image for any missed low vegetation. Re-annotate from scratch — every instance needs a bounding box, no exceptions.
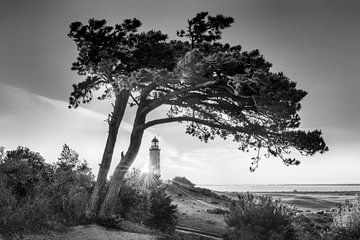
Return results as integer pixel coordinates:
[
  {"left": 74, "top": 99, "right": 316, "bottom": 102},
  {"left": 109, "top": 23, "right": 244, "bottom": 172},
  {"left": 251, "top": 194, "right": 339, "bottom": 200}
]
[
  {"left": 326, "top": 197, "right": 360, "bottom": 240},
  {"left": 2, "top": 146, "right": 360, "bottom": 240},
  {"left": 207, "top": 208, "right": 229, "bottom": 215},
  {"left": 111, "top": 169, "right": 178, "bottom": 234},
  {"left": 0, "top": 145, "right": 94, "bottom": 238},
  {"left": 0, "top": 146, "right": 177, "bottom": 238},
  {"left": 224, "top": 193, "right": 297, "bottom": 240},
  {"left": 222, "top": 192, "right": 360, "bottom": 240}
]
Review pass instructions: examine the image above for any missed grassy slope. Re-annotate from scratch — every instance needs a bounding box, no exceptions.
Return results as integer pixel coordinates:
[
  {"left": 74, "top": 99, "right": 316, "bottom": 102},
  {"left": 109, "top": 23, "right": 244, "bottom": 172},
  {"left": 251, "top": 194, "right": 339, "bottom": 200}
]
[{"left": 166, "top": 183, "right": 230, "bottom": 236}]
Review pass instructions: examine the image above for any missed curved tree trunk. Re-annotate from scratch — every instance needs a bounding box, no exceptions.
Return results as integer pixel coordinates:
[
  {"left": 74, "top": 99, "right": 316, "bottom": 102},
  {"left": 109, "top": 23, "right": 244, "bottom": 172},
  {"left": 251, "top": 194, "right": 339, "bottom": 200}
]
[
  {"left": 86, "top": 90, "right": 130, "bottom": 218},
  {"left": 99, "top": 107, "right": 146, "bottom": 218}
]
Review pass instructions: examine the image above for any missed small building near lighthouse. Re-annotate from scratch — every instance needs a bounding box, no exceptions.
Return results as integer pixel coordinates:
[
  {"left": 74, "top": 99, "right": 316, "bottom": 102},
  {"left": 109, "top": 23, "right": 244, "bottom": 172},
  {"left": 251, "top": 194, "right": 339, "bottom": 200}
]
[{"left": 149, "top": 137, "right": 160, "bottom": 175}]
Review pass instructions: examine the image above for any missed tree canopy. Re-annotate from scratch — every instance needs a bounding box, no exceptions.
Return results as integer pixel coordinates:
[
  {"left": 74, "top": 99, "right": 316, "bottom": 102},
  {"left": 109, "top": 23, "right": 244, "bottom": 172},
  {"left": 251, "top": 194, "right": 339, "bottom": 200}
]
[{"left": 68, "top": 12, "right": 328, "bottom": 217}]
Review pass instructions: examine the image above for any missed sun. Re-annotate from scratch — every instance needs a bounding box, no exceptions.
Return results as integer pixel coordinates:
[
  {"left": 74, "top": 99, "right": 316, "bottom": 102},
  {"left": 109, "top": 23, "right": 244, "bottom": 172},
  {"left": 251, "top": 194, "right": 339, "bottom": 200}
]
[{"left": 141, "top": 161, "right": 150, "bottom": 174}]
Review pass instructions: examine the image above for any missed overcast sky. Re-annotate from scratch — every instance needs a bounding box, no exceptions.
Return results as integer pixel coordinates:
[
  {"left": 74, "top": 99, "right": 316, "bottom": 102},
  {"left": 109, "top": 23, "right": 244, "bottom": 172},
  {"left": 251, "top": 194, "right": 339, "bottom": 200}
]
[{"left": 1, "top": 0, "right": 360, "bottom": 184}]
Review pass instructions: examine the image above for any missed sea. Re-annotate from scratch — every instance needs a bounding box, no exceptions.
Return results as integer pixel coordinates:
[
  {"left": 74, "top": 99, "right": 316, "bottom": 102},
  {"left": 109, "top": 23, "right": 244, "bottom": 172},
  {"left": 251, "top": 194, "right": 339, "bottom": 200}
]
[{"left": 197, "top": 184, "right": 360, "bottom": 192}]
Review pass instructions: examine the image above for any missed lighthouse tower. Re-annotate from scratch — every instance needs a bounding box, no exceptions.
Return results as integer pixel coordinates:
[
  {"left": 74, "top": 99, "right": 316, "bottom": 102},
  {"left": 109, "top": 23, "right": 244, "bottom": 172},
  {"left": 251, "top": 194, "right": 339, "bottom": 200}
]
[{"left": 149, "top": 137, "right": 160, "bottom": 175}]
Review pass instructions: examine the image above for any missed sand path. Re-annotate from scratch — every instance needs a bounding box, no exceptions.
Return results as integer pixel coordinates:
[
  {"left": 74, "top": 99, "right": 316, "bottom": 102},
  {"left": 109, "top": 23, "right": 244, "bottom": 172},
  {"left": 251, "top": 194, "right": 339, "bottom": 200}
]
[{"left": 17, "top": 225, "right": 159, "bottom": 240}]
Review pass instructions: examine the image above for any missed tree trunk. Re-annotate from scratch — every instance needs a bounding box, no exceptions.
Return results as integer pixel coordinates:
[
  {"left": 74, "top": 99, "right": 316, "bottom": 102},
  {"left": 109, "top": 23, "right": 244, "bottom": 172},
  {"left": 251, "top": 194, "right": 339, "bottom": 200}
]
[
  {"left": 98, "top": 107, "right": 146, "bottom": 218},
  {"left": 86, "top": 90, "right": 130, "bottom": 218}
]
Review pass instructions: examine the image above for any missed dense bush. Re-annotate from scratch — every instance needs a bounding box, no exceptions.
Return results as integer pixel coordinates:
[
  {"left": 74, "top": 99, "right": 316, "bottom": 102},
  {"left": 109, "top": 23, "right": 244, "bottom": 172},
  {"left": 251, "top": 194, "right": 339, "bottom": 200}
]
[
  {"left": 113, "top": 169, "right": 178, "bottom": 233},
  {"left": 224, "top": 193, "right": 297, "bottom": 240},
  {"left": 146, "top": 186, "right": 178, "bottom": 234},
  {"left": 0, "top": 147, "right": 55, "bottom": 236},
  {"left": 0, "top": 146, "right": 53, "bottom": 199},
  {"left": 0, "top": 146, "right": 177, "bottom": 237},
  {"left": 292, "top": 213, "right": 328, "bottom": 240},
  {"left": 114, "top": 169, "right": 152, "bottom": 222},
  {"left": 332, "top": 198, "right": 360, "bottom": 229},
  {"left": 0, "top": 145, "right": 94, "bottom": 237},
  {"left": 47, "top": 144, "right": 94, "bottom": 224},
  {"left": 326, "top": 198, "right": 360, "bottom": 240}
]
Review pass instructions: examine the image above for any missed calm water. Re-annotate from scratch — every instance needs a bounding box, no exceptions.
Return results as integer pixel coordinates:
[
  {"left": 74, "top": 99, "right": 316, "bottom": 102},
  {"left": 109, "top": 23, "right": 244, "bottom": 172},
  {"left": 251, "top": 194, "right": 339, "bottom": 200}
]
[{"left": 197, "top": 184, "right": 360, "bottom": 192}]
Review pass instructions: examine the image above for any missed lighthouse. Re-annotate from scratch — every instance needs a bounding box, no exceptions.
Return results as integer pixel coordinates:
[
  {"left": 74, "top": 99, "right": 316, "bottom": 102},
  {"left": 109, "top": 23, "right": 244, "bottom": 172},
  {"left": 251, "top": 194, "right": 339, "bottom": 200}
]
[{"left": 149, "top": 137, "right": 160, "bottom": 175}]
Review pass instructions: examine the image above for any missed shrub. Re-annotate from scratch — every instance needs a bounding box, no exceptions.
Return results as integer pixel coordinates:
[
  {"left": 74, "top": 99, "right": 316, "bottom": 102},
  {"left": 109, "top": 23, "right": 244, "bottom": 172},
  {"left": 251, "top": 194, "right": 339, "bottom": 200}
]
[
  {"left": 0, "top": 146, "right": 178, "bottom": 236},
  {"left": 0, "top": 146, "right": 53, "bottom": 199},
  {"left": 0, "top": 145, "right": 94, "bottom": 237},
  {"left": 224, "top": 192, "right": 297, "bottom": 240},
  {"left": 332, "top": 198, "right": 360, "bottom": 229},
  {"left": 0, "top": 147, "right": 57, "bottom": 236},
  {"left": 113, "top": 169, "right": 177, "bottom": 233},
  {"left": 146, "top": 186, "right": 178, "bottom": 234},
  {"left": 207, "top": 207, "right": 229, "bottom": 214},
  {"left": 46, "top": 144, "right": 94, "bottom": 224},
  {"left": 114, "top": 169, "right": 152, "bottom": 222},
  {"left": 292, "top": 213, "right": 327, "bottom": 240},
  {"left": 0, "top": 181, "right": 62, "bottom": 237},
  {"left": 326, "top": 197, "right": 360, "bottom": 240}
]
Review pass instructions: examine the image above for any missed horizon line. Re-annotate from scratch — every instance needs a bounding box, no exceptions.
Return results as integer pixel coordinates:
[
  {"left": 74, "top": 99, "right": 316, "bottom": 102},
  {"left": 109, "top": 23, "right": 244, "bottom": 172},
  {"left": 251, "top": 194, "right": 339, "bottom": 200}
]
[{"left": 196, "top": 183, "right": 360, "bottom": 186}]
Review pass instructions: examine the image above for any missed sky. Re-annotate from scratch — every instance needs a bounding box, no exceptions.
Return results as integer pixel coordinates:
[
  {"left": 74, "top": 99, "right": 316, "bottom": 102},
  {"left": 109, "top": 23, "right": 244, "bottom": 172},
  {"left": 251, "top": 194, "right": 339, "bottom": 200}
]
[{"left": 1, "top": 0, "right": 360, "bottom": 185}]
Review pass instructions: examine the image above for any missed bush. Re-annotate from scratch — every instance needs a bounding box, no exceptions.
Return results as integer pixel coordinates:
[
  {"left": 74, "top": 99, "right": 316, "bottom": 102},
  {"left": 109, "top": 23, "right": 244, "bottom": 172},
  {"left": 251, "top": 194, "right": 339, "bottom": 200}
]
[
  {"left": 0, "top": 146, "right": 53, "bottom": 199},
  {"left": 146, "top": 186, "right": 178, "bottom": 234},
  {"left": 326, "top": 198, "right": 360, "bottom": 240},
  {"left": 0, "top": 146, "right": 177, "bottom": 236},
  {"left": 207, "top": 207, "right": 229, "bottom": 214},
  {"left": 114, "top": 169, "right": 152, "bottom": 222},
  {"left": 0, "top": 179, "right": 62, "bottom": 237},
  {"left": 0, "top": 145, "right": 94, "bottom": 237},
  {"left": 113, "top": 169, "right": 177, "bottom": 233},
  {"left": 292, "top": 213, "right": 328, "bottom": 240},
  {"left": 224, "top": 193, "right": 297, "bottom": 240},
  {"left": 46, "top": 144, "right": 94, "bottom": 224},
  {"left": 332, "top": 198, "right": 360, "bottom": 229}
]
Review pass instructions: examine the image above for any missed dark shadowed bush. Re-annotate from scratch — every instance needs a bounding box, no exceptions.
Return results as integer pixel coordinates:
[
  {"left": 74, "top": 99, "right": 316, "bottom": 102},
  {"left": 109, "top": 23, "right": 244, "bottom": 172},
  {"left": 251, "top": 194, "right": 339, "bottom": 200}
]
[
  {"left": 325, "top": 198, "right": 360, "bottom": 240},
  {"left": 0, "top": 145, "right": 94, "bottom": 237},
  {"left": 0, "top": 148, "right": 59, "bottom": 237},
  {"left": 146, "top": 186, "right": 178, "bottom": 234},
  {"left": 0, "top": 146, "right": 53, "bottom": 199},
  {"left": 111, "top": 169, "right": 177, "bottom": 233},
  {"left": 224, "top": 192, "right": 297, "bottom": 240},
  {"left": 292, "top": 214, "right": 326, "bottom": 240},
  {"left": 114, "top": 169, "right": 152, "bottom": 222}
]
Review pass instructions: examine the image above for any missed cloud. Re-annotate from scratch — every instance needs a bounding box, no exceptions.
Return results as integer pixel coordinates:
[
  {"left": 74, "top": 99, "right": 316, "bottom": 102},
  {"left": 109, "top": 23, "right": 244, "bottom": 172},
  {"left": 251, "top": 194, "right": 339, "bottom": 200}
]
[
  {"left": 0, "top": 82, "right": 111, "bottom": 171},
  {"left": 0, "top": 82, "right": 179, "bottom": 179}
]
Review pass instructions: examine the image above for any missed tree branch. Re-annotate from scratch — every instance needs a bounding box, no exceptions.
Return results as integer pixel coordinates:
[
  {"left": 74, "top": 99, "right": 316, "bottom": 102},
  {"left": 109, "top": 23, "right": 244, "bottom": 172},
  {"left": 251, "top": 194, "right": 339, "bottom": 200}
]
[
  {"left": 139, "top": 79, "right": 219, "bottom": 115},
  {"left": 142, "top": 116, "right": 245, "bottom": 132}
]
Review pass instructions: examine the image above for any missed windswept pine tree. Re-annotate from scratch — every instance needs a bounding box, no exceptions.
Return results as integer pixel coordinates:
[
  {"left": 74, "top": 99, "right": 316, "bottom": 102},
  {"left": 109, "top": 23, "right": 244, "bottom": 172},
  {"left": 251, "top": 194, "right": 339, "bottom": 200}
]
[{"left": 68, "top": 12, "right": 328, "bottom": 218}]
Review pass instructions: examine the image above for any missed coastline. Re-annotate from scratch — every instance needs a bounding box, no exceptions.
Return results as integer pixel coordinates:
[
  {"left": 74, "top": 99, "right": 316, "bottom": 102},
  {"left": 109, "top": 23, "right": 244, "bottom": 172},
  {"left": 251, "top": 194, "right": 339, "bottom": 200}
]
[
  {"left": 167, "top": 183, "right": 360, "bottom": 236},
  {"left": 198, "top": 184, "right": 360, "bottom": 193},
  {"left": 216, "top": 190, "right": 360, "bottom": 212}
]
